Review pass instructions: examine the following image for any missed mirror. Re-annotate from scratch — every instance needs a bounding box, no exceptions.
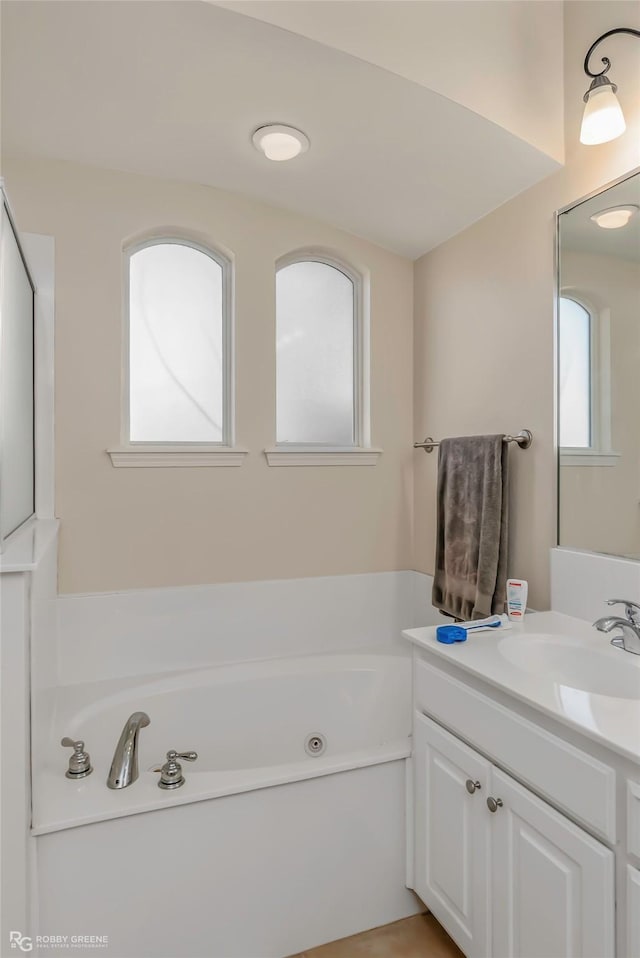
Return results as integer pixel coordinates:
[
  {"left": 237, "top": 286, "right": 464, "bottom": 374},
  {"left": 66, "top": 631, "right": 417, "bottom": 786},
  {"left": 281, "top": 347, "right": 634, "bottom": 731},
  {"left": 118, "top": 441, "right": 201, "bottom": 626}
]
[{"left": 557, "top": 170, "right": 640, "bottom": 558}]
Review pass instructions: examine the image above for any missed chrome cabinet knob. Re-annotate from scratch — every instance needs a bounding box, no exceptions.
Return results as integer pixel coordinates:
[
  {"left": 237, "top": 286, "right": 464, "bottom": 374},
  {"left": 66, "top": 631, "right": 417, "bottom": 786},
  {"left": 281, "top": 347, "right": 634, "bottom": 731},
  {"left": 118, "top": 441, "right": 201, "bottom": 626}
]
[
  {"left": 61, "top": 737, "right": 92, "bottom": 779},
  {"left": 465, "top": 779, "right": 481, "bottom": 794},
  {"left": 487, "top": 796, "right": 504, "bottom": 813}
]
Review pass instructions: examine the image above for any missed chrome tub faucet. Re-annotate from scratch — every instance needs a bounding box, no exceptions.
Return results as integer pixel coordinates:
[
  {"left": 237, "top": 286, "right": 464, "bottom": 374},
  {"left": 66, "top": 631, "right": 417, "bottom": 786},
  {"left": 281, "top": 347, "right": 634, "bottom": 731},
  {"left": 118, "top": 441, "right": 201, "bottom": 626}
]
[
  {"left": 107, "top": 711, "right": 151, "bottom": 789},
  {"left": 593, "top": 599, "right": 640, "bottom": 655}
]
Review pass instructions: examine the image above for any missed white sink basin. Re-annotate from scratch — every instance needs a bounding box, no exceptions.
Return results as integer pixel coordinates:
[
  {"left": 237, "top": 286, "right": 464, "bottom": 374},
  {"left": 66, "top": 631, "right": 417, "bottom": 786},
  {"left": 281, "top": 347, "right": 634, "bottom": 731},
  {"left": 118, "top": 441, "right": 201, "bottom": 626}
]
[{"left": 497, "top": 634, "right": 640, "bottom": 700}]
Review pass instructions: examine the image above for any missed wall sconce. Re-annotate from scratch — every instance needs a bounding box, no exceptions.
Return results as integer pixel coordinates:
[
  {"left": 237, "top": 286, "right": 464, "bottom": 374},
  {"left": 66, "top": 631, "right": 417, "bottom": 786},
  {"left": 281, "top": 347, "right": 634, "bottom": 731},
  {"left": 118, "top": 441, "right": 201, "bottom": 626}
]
[{"left": 580, "top": 27, "right": 640, "bottom": 145}]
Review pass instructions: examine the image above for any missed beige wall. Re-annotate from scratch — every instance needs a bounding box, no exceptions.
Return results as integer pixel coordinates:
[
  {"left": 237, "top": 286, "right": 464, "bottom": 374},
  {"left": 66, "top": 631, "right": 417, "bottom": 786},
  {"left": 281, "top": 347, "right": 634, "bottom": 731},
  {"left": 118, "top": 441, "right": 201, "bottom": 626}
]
[
  {"left": 413, "top": 1, "right": 640, "bottom": 611},
  {"left": 6, "top": 0, "right": 640, "bottom": 602},
  {"left": 4, "top": 158, "right": 414, "bottom": 594}
]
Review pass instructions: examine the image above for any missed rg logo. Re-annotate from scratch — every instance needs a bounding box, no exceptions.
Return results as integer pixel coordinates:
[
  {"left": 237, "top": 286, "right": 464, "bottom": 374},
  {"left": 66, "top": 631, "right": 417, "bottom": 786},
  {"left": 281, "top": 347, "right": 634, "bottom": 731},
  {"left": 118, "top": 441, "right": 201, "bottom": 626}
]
[{"left": 9, "top": 932, "right": 33, "bottom": 952}]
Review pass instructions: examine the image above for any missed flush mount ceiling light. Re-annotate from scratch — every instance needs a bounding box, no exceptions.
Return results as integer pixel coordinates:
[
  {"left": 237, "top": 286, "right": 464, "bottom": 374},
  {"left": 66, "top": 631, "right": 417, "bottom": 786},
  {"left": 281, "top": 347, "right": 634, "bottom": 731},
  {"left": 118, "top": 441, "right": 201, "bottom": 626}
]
[
  {"left": 580, "top": 27, "right": 640, "bottom": 145},
  {"left": 590, "top": 205, "right": 640, "bottom": 229},
  {"left": 252, "top": 124, "right": 310, "bottom": 162}
]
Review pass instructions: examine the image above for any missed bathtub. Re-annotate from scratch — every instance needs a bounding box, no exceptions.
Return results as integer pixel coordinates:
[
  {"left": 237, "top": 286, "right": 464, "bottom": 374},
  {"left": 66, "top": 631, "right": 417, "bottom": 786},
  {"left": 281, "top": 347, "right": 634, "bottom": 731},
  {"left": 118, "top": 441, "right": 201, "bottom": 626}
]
[{"left": 33, "top": 652, "right": 420, "bottom": 957}]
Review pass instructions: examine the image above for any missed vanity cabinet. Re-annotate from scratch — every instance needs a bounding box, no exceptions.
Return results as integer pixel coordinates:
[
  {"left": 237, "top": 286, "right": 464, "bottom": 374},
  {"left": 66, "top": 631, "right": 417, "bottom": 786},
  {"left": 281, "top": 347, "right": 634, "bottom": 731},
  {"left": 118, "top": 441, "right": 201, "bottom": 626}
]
[
  {"left": 629, "top": 782, "right": 640, "bottom": 956},
  {"left": 413, "top": 711, "right": 615, "bottom": 958},
  {"left": 413, "top": 713, "right": 490, "bottom": 956},
  {"left": 628, "top": 867, "right": 640, "bottom": 958}
]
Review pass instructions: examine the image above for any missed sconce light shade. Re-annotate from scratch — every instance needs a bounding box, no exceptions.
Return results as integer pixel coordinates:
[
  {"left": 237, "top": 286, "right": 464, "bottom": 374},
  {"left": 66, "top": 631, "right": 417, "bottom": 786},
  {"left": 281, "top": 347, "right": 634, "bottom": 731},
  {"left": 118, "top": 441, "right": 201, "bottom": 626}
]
[
  {"left": 579, "top": 28, "right": 640, "bottom": 146},
  {"left": 580, "top": 76, "right": 626, "bottom": 145}
]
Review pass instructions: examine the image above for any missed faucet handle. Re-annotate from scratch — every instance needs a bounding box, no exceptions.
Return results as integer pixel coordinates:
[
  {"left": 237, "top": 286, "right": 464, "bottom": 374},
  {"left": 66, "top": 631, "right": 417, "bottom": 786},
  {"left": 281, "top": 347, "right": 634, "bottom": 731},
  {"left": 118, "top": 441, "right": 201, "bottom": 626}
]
[
  {"left": 61, "top": 737, "right": 93, "bottom": 779},
  {"left": 157, "top": 750, "right": 198, "bottom": 790},
  {"left": 606, "top": 599, "right": 640, "bottom": 624}
]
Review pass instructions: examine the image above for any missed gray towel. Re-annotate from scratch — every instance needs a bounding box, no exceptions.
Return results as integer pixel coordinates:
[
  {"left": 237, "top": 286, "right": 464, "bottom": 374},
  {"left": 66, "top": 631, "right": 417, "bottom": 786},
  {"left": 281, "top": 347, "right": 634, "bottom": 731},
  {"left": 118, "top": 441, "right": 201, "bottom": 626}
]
[{"left": 432, "top": 434, "right": 509, "bottom": 621}]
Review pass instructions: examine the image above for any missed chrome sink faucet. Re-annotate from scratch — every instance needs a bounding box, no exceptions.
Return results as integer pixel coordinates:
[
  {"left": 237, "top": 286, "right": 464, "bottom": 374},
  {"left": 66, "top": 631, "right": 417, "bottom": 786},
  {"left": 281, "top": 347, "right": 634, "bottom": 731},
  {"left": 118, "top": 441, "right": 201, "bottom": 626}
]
[
  {"left": 593, "top": 599, "right": 640, "bottom": 655},
  {"left": 107, "top": 712, "right": 151, "bottom": 789}
]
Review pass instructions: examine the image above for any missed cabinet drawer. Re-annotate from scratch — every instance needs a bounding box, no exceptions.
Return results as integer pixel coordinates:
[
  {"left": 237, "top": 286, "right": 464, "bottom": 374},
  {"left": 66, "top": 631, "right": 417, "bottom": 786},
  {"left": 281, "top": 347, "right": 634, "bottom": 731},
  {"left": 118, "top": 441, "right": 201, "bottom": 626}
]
[
  {"left": 414, "top": 657, "right": 616, "bottom": 842},
  {"left": 628, "top": 781, "right": 640, "bottom": 860}
]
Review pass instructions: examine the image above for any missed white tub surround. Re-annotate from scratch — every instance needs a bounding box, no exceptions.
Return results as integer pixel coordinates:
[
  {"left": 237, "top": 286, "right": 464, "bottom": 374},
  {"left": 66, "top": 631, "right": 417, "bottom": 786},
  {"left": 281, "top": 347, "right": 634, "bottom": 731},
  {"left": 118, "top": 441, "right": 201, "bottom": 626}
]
[
  {"left": 54, "top": 570, "right": 442, "bottom": 685},
  {"left": 403, "top": 610, "right": 640, "bottom": 958},
  {"left": 33, "top": 652, "right": 410, "bottom": 834},
  {"left": 30, "top": 571, "right": 439, "bottom": 956},
  {"left": 34, "top": 652, "right": 420, "bottom": 958},
  {"left": 37, "top": 760, "right": 418, "bottom": 958},
  {"left": 1, "top": 520, "right": 58, "bottom": 945},
  {"left": 0, "top": 517, "right": 58, "bottom": 573}
]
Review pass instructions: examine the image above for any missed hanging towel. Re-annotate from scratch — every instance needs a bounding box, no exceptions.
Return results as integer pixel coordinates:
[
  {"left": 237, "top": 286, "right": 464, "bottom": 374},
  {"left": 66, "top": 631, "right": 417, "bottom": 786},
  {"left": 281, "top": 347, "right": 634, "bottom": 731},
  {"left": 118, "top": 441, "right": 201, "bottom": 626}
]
[{"left": 432, "top": 434, "right": 509, "bottom": 621}]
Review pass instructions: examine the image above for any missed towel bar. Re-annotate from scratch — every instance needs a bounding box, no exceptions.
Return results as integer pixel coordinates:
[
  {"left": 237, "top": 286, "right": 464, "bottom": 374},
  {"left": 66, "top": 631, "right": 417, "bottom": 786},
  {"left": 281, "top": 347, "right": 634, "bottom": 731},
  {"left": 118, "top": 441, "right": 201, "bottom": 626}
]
[{"left": 414, "top": 429, "right": 533, "bottom": 453}]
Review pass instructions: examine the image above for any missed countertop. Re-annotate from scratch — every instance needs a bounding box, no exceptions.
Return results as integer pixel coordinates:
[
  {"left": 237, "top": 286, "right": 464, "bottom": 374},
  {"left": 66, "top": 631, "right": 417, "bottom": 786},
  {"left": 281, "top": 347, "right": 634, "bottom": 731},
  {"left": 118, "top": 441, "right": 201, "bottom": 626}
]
[{"left": 403, "top": 610, "right": 640, "bottom": 764}]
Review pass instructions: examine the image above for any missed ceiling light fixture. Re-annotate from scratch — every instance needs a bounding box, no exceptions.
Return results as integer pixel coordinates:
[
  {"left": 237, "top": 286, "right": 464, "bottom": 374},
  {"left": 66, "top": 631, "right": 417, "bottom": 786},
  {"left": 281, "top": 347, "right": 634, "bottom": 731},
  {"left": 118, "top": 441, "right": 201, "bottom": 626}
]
[
  {"left": 580, "top": 27, "right": 640, "bottom": 145},
  {"left": 590, "top": 205, "right": 639, "bottom": 229},
  {"left": 252, "top": 124, "right": 310, "bottom": 162}
]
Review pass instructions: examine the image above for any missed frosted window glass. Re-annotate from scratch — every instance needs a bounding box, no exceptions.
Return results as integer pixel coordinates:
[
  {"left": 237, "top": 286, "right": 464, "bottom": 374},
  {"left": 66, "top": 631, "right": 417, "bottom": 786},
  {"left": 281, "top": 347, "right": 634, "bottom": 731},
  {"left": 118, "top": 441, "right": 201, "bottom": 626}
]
[
  {"left": 0, "top": 206, "right": 35, "bottom": 540},
  {"left": 129, "top": 243, "right": 224, "bottom": 442},
  {"left": 277, "top": 261, "right": 355, "bottom": 445},
  {"left": 559, "top": 297, "right": 591, "bottom": 448}
]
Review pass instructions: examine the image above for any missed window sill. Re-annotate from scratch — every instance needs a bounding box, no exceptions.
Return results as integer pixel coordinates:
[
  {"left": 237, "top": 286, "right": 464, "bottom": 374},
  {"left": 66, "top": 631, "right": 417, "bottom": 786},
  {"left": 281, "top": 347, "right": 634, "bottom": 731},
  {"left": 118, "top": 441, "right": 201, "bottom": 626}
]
[
  {"left": 560, "top": 448, "right": 621, "bottom": 467},
  {"left": 107, "top": 446, "right": 249, "bottom": 468},
  {"left": 264, "top": 447, "right": 382, "bottom": 467}
]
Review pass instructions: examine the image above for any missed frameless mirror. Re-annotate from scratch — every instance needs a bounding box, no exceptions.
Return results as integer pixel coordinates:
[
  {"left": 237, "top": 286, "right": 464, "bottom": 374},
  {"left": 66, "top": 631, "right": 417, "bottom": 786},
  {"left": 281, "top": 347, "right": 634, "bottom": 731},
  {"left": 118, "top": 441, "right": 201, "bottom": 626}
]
[{"left": 557, "top": 170, "right": 640, "bottom": 558}]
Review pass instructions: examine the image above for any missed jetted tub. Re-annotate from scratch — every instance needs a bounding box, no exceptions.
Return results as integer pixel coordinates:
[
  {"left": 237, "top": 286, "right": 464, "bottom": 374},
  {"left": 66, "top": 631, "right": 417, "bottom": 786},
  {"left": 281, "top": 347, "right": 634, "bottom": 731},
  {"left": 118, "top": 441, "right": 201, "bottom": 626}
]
[
  {"left": 33, "top": 652, "right": 419, "bottom": 958},
  {"left": 34, "top": 652, "right": 411, "bottom": 831}
]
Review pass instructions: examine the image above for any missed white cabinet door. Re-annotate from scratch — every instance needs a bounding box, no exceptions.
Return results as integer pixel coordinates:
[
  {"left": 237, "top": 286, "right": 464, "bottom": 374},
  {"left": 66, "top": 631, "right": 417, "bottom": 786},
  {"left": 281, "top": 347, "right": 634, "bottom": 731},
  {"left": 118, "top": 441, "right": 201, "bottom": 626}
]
[
  {"left": 490, "top": 767, "right": 615, "bottom": 958},
  {"left": 628, "top": 866, "right": 640, "bottom": 958},
  {"left": 414, "top": 712, "right": 491, "bottom": 957}
]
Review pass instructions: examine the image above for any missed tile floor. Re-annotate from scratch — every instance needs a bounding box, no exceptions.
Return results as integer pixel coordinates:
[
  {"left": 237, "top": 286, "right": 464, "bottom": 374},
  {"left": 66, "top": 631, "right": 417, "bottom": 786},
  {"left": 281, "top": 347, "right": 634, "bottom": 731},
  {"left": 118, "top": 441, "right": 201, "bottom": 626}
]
[{"left": 290, "top": 913, "right": 463, "bottom": 958}]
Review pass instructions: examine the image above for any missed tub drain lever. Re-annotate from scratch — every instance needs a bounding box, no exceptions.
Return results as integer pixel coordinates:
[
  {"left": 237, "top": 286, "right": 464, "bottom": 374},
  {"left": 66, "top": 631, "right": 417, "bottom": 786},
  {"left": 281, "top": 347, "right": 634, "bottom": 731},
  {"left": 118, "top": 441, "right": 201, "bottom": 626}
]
[
  {"left": 61, "top": 737, "right": 93, "bottom": 779},
  {"left": 157, "top": 750, "right": 198, "bottom": 790}
]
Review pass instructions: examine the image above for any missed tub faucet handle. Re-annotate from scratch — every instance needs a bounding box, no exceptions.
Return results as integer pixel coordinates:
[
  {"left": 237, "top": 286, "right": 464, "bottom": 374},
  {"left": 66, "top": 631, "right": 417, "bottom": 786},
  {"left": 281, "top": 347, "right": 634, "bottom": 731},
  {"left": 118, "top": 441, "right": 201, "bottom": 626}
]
[
  {"left": 157, "top": 750, "right": 198, "bottom": 790},
  {"left": 61, "top": 737, "right": 93, "bottom": 779}
]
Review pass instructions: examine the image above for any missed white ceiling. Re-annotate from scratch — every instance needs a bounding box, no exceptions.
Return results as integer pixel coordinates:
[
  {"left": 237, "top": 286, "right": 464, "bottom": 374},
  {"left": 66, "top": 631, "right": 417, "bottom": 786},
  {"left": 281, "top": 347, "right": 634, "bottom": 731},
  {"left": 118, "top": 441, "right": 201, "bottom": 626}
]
[
  {"left": 561, "top": 173, "right": 640, "bottom": 263},
  {"left": 1, "top": 0, "right": 560, "bottom": 258},
  {"left": 215, "top": 0, "right": 565, "bottom": 162}
]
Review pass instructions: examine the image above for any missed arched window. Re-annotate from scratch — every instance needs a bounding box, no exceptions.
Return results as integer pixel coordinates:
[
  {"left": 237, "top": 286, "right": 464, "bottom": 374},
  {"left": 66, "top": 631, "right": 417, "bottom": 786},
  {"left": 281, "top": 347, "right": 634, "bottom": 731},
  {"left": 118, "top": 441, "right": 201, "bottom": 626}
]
[
  {"left": 558, "top": 293, "right": 616, "bottom": 468},
  {"left": 125, "top": 239, "right": 232, "bottom": 445},
  {"left": 559, "top": 296, "right": 592, "bottom": 448},
  {"left": 275, "top": 253, "right": 366, "bottom": 448}
]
